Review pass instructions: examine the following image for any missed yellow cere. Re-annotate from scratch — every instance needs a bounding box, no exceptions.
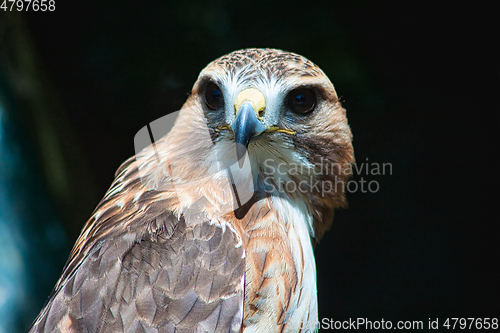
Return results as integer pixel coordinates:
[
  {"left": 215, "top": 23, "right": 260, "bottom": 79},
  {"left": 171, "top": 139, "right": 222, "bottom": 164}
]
[{"left": 234, "top": 88, "right": 266, "bottom": 119}]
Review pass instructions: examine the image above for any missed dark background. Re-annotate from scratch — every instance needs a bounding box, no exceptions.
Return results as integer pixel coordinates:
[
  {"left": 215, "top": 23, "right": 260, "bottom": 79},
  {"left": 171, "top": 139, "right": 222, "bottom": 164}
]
[{"left": 0, "top": 1, "right": 497, "bottom": 331}]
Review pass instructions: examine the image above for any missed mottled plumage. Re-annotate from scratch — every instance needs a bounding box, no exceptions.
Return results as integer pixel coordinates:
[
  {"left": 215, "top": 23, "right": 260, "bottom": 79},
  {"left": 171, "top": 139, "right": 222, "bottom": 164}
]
[{"left": 30, "top": 48, "right": 354, "bottom": 332}]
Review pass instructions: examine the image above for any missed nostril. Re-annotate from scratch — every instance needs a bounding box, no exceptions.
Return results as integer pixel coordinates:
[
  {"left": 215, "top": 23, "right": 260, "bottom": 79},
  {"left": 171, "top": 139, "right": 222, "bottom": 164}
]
[{"left": 258, "top": 108, "right": 265, "bottom": 119}]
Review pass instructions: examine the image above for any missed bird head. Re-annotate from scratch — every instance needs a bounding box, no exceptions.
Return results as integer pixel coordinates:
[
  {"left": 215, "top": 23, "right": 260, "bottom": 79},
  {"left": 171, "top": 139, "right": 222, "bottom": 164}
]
[
  {"left": 158, "top": 48, "right": 354, "bottom": 239},
  {"left": 139, "top": 49, "right": 354, "bottom": 239}
]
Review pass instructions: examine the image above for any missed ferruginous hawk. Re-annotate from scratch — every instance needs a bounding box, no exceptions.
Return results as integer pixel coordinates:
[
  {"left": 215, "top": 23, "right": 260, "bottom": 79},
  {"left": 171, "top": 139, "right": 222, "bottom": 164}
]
[{"left": 29, "top": 48, "right": 354, "bottom": 332}]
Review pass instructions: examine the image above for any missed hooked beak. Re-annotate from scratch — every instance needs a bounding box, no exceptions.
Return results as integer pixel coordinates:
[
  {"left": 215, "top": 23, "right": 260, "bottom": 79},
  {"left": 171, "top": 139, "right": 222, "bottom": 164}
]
[{"left": 231, "top": 89, "right": 266, "bottom": 167}]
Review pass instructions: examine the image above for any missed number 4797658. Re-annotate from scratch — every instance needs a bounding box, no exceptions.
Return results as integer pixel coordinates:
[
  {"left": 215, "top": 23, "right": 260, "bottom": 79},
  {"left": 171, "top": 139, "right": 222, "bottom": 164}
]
[
  {"left": 443, "top": 318, "right": 498, "bottom": 330},
  {"left": 1, "top": 0, "right": 55, "bottom": 11}
]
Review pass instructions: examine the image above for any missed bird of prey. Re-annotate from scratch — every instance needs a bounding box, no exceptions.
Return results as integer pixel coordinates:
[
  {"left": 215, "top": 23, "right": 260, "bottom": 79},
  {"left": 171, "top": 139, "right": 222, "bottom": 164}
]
[{"left": 29, "top": 48, "right": 354, "bottom": 333}]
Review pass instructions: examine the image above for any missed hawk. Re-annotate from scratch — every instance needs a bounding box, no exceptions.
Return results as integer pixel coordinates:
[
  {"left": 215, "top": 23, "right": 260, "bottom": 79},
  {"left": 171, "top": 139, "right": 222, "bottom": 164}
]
[{"left": 30, "top": 48, "right": 354, "bottom": 332}]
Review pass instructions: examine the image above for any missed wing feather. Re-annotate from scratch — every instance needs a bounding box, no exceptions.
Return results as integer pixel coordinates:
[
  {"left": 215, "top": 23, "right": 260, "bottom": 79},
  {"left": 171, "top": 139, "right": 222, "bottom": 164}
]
[{"left": 29, "top": 174, "right": 246, "bottom": 333}]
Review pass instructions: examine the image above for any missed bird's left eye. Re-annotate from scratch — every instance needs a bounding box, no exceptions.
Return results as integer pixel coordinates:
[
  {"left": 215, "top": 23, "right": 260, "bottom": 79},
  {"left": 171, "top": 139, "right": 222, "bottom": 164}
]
[
  {"left": 287, "top": 88, "right": 316, "bottom": 114},
  {"left": 205, "top": 82, "right": 224, "bottom": 110}
]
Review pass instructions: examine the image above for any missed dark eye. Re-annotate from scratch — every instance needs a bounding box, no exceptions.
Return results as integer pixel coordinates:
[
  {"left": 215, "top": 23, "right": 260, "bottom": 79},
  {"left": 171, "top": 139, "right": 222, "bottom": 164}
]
[
  {"left": 205, "top": 82, "right": 224, "bottom": 110},
  {"left": 287, "top": 88, "right": 316, "bottom": 114}
]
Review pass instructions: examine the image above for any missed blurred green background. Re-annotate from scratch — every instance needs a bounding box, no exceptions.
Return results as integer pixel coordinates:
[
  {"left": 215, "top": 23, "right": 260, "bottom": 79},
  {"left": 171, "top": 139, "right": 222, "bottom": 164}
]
[{"left": 0, "top": 1, "right": 496, "bottom": 332}]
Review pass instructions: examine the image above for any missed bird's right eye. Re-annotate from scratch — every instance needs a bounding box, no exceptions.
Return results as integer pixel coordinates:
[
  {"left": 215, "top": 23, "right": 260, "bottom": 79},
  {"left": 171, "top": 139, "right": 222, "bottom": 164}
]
[{"left": 205, "top": 82, "right": 224, "bottom": 110}]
